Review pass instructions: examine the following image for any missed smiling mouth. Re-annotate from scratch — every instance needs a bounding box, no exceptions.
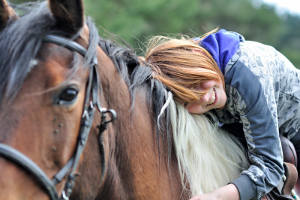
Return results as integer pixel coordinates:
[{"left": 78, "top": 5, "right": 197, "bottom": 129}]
[{"left": 207, "top": 88, "right": 217, "bottom": 106}]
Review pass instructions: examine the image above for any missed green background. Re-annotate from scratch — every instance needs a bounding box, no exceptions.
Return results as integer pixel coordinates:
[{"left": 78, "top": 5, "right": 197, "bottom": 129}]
[{"left": 11, "top": 0, "right": 300, "bottom": 67}]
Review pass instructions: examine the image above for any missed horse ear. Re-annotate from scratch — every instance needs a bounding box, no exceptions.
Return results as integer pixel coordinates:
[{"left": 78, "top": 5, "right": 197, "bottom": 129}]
[
  {"left": 48, "top": 0, "right": 84, "bottom": 35},
  {"left": 0, "top": 0, "right": 17, "bottom": 31}
]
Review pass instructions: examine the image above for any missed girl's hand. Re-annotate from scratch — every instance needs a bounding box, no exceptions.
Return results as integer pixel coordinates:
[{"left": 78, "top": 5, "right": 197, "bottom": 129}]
[
  {"left": 189, "top": 193, "right": 220, "bottom": 200},
  {"left": 189, "top": 184, "right": 240, "bottom": 200}
]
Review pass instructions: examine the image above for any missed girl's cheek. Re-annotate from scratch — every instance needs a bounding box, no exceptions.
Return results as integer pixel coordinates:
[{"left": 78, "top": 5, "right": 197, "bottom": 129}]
[{"left": 186, "top": 103, "right": 205, "bottom": 114}]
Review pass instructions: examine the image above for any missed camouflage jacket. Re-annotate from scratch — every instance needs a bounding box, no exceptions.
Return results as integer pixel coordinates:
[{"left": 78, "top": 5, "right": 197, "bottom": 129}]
[{"left": 201, "top": 30, "right": 300, "bottom": 200}]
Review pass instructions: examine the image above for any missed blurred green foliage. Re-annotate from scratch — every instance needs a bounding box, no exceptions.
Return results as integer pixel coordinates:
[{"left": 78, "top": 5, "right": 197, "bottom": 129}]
[
  {"left": 84, "top": 0, "right": 300, "bottom": 67},
  {"left": 10, "top": 0, "right": 300, "bottom": 67}
]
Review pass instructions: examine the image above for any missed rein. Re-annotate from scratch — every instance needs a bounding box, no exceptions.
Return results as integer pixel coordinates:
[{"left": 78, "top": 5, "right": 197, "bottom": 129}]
[{"left": 0, "top": 34, "right": 116, "bottom": 200}]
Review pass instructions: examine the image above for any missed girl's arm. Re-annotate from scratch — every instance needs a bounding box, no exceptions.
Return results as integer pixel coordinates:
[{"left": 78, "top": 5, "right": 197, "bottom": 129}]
[{"left": 222, "top": 46, "right": 285, "bottom": 200}]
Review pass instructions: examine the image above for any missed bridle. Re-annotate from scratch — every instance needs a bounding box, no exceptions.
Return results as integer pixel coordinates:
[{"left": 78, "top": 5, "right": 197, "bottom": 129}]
[{"left": 0, "top": 34, "right": 117, "bottom": 200}]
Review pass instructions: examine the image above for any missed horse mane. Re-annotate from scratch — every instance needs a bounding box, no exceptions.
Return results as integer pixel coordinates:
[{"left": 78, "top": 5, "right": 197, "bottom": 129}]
[
  {"left": 98, "top": 35, "right": 139, "bottom": 87},
  {"left": 130, "top": 65, "right": 174, "bottom": 157}
]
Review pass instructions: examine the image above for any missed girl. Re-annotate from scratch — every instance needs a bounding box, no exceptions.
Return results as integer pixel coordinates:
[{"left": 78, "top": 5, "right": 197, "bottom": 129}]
[{"left": 144, "top": 29, "right": 300, "bottom": 200}]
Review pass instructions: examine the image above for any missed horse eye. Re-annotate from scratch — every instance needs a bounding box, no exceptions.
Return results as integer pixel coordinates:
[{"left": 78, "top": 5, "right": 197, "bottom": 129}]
[{"left": 57, "top": 87, "right": 79, "bottom": 104}]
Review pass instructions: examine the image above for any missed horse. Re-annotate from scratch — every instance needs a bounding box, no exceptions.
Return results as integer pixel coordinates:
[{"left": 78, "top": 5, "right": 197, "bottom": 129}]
[
  {"left": 0, "top": 0, "right": 187, "bottom": 199},
  {"left": 0, "top": 0, "right": 296, "bottom": 200}
]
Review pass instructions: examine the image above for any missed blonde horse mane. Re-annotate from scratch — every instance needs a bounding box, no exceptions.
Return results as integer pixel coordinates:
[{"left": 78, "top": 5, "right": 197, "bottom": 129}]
[{"left": 166, "top": 96, "right": 249, "bottom": 197}]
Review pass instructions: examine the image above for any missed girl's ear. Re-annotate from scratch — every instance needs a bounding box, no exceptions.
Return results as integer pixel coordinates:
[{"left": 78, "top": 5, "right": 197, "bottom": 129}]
[
  {"left": 0, "top": 0, "right": 17, "bottom": 31},
  {"left": 48, "top": 0, "right": 84, "bottom": 35}
]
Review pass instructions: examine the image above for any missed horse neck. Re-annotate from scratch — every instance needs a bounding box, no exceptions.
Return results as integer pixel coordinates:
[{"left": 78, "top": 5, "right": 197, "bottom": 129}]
[{"left": 99, "top": 78, "right": 185, "bottom": 199}]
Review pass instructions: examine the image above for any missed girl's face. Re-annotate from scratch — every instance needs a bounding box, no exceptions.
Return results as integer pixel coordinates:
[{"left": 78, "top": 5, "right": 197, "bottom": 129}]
[{"left": 186, "top": 79, "right": 227, "bottom": 114}]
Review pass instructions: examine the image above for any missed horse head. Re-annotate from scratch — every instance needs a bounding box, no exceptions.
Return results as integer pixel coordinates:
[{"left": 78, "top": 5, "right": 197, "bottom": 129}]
[{"left": 0, "top": 0, "right": 184, "bottom": 199}]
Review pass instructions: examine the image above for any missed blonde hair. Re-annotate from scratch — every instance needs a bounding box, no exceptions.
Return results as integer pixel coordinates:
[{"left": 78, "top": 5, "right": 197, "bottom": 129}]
[
  {"left": 168, "top": 98, "right": 248, "bottom": 196},
  {"left": 144, "top": 31, "right": 224, "bottom": 104}
]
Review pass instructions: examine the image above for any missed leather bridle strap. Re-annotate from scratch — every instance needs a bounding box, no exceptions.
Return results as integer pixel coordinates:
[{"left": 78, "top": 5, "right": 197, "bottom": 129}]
[
  {"left": 43, "top": 35, "right": 87, "bottom": 56},
  {"left": 0, "top": 143, "right": 59, "bottom": 200},
  {"left": 0, "top": 35, "right": 116, "bottom": 200}
]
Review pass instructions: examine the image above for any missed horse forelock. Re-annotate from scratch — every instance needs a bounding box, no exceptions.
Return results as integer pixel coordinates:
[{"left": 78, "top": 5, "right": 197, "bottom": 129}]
[
  {"left": 0, "top": 2, "right": 104, "bottom": 108},
  {"left": 0, "top": 2, "right": 56, "bottom": 106}
]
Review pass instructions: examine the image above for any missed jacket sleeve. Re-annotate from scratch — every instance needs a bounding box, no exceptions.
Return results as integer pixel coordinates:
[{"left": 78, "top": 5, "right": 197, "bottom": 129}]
[{"left": 225, "top": 58, "right": 285, "bottom": 200}]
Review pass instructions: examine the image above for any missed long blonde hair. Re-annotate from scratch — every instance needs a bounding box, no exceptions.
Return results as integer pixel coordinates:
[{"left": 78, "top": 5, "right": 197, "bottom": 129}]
[
  {"left": 144, "top": 32, "right": 224, "bottom": 104},
  {"left": 168, "top": 98, "right": 248, "bottom": 196}
]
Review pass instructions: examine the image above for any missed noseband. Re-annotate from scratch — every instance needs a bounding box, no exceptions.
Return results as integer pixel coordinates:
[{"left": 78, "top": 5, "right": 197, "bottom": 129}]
[{"left": 0, "top": 35, "right": 117, "bottom": 200}]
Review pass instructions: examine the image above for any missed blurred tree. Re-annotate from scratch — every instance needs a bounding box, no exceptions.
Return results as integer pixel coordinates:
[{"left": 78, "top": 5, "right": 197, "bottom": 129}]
[
  {"left": 7, "top": 0, "right": 300, "bottom": 67},
  {"left": 277, "top": 14, "right": 300, "bottom": 67},
  {"left": 85, "top": 0, "right": 299, "bottom": 67},
  {"left": 10, "top": 0, "right": 27, "bottom": 3}
]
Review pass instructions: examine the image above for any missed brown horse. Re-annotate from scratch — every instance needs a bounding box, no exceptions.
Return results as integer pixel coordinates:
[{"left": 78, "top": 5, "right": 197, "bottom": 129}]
[
  {"left": 0, "top": 0, "right": 185, "bottom": 199},
  {"left": 0, "top": 0, "right": 297, "bottom": 200}
]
